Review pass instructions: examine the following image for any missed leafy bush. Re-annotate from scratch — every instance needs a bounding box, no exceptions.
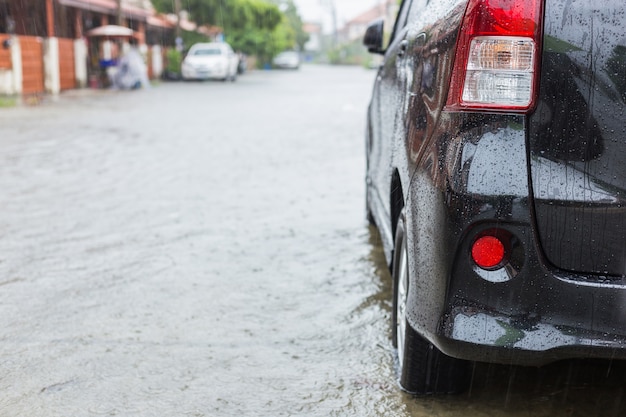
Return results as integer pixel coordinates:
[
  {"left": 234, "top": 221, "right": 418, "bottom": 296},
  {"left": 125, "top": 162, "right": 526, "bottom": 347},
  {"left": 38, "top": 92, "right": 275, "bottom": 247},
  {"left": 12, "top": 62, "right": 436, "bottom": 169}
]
[{"left": 164, "top": 48, "right": 182, "bottom": 79}]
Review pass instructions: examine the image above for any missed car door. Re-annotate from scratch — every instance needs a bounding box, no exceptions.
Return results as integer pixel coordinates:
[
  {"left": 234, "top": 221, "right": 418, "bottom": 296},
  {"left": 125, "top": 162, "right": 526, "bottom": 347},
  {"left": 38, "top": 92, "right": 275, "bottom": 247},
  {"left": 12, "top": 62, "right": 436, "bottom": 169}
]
[{"left": 367, "top": 0, "right": 414, "bottom": 223}]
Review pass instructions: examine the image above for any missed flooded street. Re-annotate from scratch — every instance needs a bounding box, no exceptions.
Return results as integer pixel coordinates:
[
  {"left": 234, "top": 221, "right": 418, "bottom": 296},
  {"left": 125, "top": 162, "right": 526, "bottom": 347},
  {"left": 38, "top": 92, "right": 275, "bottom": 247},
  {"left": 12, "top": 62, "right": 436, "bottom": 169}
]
[{"left": 0, "top": 65, "right": 624, "bottom": 416}]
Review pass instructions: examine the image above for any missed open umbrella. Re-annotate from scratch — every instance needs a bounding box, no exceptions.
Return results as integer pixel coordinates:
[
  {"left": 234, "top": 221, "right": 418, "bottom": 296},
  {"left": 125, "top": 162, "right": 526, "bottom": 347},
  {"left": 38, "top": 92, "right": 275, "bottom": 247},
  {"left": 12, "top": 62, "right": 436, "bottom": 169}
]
[{"left": 86, "top": 25, "right": 136, "bottom": 38}]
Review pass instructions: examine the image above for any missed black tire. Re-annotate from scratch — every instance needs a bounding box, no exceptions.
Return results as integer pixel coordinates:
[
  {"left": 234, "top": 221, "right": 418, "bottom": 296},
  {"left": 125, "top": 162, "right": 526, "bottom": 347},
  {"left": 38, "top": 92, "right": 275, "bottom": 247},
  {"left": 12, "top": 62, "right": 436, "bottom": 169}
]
[
  {"left": 367, "top": 209, "right": 376, "bottom": 226},
  {"left": 365, "top": 191, "right": 376, "bottom": 226},
  {"left": 392, "top": 209, "right": 469, "bottom": 394}
]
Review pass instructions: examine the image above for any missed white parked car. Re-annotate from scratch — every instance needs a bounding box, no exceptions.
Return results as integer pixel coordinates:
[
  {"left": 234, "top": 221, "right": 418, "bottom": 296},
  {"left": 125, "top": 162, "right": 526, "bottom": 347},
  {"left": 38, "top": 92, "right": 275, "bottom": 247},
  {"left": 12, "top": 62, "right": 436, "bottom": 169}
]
[
  {"left": 272, "top": 51, "right": 300, "bottom": 70},
  {"left": 181, "top": 42, "right": 239, "bottom": 81}
]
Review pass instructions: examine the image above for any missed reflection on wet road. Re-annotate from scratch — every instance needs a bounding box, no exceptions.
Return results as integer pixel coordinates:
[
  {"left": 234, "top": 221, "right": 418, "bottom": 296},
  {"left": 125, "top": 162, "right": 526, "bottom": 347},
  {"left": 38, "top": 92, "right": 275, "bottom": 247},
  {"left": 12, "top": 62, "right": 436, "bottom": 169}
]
[{"left": 0, "top": 66, "right": 623, "bottom": 416}]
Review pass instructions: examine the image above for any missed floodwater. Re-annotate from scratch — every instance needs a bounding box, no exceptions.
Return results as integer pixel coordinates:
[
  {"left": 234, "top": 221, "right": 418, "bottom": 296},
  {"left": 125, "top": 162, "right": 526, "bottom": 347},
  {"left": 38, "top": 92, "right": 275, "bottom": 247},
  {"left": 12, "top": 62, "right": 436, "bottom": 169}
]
[{"left": 0, "top": 66, "right": 623, "bottom": 416}]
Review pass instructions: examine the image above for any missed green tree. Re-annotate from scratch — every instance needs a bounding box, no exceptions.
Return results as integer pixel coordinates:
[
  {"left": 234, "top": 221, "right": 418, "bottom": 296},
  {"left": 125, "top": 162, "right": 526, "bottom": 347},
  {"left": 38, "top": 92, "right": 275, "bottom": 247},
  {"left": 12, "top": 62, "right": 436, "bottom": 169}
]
[
  {"left": 152, "top": 0, "right": 288, "bottom": 64},
  {"left": 150, "top": 0, "right": 175, "bottom": 14},
  {"left": 152, "top": 0, "right": 281, "bottom": 32},
  {"left": 268, "top": 0, "right": 309, "bottom": 51}
]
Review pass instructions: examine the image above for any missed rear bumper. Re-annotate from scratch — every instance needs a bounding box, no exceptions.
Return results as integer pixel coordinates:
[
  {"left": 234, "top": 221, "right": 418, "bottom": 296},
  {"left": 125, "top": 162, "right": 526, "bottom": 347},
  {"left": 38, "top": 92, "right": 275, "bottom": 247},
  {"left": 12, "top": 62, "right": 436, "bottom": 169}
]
[
  {"left": 402, "top": 112, "right": 626, "bottom": 366},
  {"left": 438, "top": 299, "right": 626, "bottom": 366},
  {"left": 182, "top": 67, "right": 228, "bottom": 80},
  {"left": 274, "top": 62, "right": 299, "bottom": 69},
  {"left": 435, "top": 215, "right": 626, "bottom": 365}
]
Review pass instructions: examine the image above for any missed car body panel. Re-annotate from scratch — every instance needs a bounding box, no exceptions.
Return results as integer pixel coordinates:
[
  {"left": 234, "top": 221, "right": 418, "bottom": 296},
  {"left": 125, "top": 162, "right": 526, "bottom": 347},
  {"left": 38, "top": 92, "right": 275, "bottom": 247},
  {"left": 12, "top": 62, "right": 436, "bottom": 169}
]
[
  {"left": 528, "top": 0, "right": 626, "bottom": 277},
  {"left": 366, "top": 0, "right": 626, "bottom": 366}
]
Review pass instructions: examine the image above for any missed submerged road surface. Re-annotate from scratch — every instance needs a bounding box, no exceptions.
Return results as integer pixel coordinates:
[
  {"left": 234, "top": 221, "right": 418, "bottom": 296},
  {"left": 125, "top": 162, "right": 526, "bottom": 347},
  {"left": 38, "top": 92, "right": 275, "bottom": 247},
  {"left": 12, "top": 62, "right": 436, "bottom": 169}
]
[{"left": 0, "top": 66, "right": 623, "bottom": 417}]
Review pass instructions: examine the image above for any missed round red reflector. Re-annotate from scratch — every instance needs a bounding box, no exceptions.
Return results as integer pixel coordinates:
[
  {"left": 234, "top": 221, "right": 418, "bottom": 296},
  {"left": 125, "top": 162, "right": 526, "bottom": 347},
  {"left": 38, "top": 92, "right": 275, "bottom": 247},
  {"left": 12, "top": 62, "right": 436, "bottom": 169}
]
[{"left": 472, "top": 236, "right": 505, "bottom": 269}]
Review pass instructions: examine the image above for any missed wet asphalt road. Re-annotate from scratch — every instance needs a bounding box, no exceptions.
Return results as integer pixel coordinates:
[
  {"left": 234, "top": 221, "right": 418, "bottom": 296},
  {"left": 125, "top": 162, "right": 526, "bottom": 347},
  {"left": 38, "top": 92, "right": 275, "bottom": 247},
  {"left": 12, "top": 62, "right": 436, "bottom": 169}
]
[{"left": 0, "top": 65, "right": 624, "bottom": 417}]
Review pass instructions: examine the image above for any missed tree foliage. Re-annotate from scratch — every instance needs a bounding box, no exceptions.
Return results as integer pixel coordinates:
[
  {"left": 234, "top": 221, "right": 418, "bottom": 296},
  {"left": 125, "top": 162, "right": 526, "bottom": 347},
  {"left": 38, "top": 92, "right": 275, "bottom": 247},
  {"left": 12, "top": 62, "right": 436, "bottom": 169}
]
[
  {"left": 152, "top": 0, "right": 308, "bottom": 64},
  {"left": 151, "top": 0, "right": 292, "bottom": 62},
  {"left": 192, "top": 0, "right": 282, "bottom": 32},
  {"left": 268, "top": 0, "right": 309, "bottom": 52},
  {"left": 152, "top": 0, "right": 281, "bottom": 29}
]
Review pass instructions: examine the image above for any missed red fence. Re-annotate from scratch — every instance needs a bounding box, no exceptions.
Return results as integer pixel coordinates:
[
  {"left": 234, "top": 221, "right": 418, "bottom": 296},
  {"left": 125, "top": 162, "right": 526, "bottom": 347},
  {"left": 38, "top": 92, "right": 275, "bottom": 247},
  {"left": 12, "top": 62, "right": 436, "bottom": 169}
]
[
  {"left": 20, "top": 36, "right": 45, "bottom": 94},
  {"left": 58, "top": 38, "right": 76, "bottom": 90},
  {"left": 0, "top": 35, "right": 11, "bottom": 70}
]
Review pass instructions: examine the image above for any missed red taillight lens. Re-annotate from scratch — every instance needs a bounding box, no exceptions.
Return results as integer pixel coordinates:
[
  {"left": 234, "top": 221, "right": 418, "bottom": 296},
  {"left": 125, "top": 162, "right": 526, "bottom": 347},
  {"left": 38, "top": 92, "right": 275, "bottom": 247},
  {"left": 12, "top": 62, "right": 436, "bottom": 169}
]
[
  {"left": 471, "top": 235, "right": 505, "bottom": 269},
  {"left": 464, "top": 0, "right": 542, "bottom": 37},
  {"left": 446, "top": 0, "right": 544, "bottom": 112}
]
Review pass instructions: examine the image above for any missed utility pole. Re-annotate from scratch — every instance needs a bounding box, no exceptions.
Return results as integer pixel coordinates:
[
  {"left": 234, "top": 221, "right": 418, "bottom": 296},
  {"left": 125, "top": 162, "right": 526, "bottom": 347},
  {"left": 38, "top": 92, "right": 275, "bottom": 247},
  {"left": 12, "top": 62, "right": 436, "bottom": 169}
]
[
  {"left": 330, "top": 0, "right": 337, "bottom": 48},
  {"left": 175, "top": 0, "right": 181, "bottom": 39},
  {"left": 174, "top": 0, "right": 183, "bottom": 52},
  {"left": 320, "top": 0, "right": 337, "bottom": 48},
  {"left": 116, "top": 0, "right": 123, "bottom": 26}
]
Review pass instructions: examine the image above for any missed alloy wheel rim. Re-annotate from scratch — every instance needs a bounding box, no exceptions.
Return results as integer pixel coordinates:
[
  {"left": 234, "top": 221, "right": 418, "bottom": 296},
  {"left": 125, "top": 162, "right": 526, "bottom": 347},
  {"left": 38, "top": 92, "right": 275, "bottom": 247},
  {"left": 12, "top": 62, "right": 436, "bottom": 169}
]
[{"left": 396, "top": 231, "right": 408, "bottom": 367}]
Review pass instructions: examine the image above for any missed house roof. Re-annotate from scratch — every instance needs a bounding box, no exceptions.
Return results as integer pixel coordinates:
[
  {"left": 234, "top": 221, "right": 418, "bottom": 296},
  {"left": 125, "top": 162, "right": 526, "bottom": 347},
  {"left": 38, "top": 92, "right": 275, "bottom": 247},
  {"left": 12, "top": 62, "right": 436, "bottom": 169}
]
[
  {"left": 346, "top": 0, "right": 392, "bottom": 26},
  {"left": 57, "top": 0, "right": 153, "bottom": 19},
  {"left": 147, "top": 14, "right": 175, "bottom": 29},
  {"left": 302, "top": 23, "right": 322, "bottom": 34}
]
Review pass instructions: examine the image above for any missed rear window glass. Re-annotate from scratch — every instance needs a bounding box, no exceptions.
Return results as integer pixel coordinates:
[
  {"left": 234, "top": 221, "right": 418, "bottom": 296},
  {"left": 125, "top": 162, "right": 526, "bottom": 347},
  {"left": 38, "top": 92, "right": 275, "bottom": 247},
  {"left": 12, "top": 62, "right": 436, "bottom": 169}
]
[{"left": 193, "top": 49, "right": 221, "bottom": 56}]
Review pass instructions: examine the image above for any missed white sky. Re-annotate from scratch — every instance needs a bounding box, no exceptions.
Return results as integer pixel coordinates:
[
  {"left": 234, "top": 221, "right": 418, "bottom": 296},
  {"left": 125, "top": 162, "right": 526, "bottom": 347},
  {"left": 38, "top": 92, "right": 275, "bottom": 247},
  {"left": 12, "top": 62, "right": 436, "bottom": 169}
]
[{"left": 293, "top": 0, "right": 383, "bottom": 29}]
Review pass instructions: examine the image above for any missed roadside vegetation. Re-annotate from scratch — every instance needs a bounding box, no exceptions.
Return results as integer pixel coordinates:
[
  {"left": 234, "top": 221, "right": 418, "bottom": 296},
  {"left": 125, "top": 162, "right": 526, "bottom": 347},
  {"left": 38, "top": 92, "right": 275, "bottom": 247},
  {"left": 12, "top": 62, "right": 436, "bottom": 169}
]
[
  {"left": 152, "top": 0, "right": 308, "bottom": 68},
  {"left": 0, "top": 95, "right": 17, "bottom": 108}
]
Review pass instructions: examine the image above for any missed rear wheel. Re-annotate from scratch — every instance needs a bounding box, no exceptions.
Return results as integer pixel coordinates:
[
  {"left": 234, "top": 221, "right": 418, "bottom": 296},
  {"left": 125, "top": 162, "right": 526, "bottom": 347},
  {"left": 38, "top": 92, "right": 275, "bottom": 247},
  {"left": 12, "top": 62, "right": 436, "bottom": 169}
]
[
  {"left": 392, "top": 209, "right": 468, "bottom": 394},
  {"left": 365, "top": 190, "right": 376, "bottom": 226}
]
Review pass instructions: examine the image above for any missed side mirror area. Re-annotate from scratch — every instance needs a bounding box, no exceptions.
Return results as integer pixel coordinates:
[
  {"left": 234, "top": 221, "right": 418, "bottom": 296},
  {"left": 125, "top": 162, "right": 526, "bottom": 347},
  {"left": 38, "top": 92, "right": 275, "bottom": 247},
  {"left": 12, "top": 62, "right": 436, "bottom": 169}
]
[{"left": 363, "top": 19, "right": 385, "bottom": 55}]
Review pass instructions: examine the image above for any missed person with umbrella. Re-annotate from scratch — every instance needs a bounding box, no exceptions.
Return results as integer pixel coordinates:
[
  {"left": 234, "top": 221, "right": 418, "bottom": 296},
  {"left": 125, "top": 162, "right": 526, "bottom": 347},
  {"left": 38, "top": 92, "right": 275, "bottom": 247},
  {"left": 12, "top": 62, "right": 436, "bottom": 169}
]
[
  {"left": 86, "top": 25, "right": 149, "bottom": 90},
  {"left": 111, "top": 37, "right": 150, "bottom": 90}
]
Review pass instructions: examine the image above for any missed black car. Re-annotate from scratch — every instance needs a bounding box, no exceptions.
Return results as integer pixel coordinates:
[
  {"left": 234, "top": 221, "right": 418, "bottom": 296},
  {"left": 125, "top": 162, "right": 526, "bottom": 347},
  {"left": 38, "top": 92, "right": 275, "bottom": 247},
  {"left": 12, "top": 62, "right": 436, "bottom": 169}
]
[{"left": 364, "top": 0, "right": 626, "bottom": 394}]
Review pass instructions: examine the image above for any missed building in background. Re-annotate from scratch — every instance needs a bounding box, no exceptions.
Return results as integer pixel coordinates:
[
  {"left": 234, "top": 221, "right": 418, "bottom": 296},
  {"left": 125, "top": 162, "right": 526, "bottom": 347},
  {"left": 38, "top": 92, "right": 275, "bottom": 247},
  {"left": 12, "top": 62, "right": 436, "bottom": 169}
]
[
  {"left": 339, "top": 0, "right": 398, "bottom": 44},
  {"left": 301, "top": 22, "right": 321, "bottom": 62},
  {"left": 0, "top": 0, "right": 219, "bottom": 96}
]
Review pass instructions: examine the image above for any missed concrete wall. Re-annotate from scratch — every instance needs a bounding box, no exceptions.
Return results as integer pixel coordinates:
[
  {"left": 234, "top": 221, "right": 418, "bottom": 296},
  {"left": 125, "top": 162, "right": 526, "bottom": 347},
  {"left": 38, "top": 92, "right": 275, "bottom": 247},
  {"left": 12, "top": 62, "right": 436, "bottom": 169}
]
[
  {"left": 44, "top": 37, "right": 60, "bottom": 94},
  {"left": 151, "top": 45, "right": 163, "bottom": 79},
  {"left": 0, "top": 35, "right": 159, "bottom": 95},
  {"left": 74, "top": 38, "right": 88, "bottom": 88}
]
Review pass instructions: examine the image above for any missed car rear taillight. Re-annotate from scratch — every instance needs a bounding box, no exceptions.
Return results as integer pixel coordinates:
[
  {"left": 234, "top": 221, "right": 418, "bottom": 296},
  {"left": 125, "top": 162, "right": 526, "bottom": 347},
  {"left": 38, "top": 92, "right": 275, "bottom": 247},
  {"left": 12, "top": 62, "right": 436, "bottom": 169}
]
[
  {"left": 446, "top": 0, "right": 544, "bottom": 112},
  {"left": 471, "top": 235, "right": 505, "bottom": 269}
]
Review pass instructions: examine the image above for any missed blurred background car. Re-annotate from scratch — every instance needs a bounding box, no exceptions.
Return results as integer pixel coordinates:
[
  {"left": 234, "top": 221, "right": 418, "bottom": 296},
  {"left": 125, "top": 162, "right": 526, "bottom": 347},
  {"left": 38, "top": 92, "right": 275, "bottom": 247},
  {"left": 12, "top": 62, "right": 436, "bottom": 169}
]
[
  {"left": 181, "top": 42, "right": 239, "bottom": 81},
  {"left": 272, "top": 51, "right": 300, "bottom": 70}
]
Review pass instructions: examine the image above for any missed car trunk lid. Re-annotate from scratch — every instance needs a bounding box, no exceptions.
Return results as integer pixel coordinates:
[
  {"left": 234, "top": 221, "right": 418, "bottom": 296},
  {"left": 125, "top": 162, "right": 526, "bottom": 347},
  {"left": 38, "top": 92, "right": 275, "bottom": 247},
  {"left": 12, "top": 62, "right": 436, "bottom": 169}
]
[{"left": 528, "top": 0, "right": 626, "bottom": 277}]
